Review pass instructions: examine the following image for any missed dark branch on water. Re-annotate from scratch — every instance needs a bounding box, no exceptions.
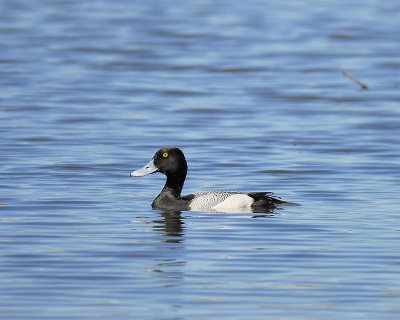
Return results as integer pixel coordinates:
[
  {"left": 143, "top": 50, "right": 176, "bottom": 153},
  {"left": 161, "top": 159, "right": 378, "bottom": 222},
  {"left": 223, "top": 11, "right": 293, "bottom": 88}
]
[{"left": 342, "top": 70, "right": 368, "bottom": 90}]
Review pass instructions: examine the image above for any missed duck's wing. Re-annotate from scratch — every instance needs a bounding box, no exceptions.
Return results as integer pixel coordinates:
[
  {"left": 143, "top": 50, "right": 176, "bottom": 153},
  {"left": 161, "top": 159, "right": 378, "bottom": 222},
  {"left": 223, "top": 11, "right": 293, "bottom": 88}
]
[{"left": 182, "top": 191, "right": 239, "bottom": 211}]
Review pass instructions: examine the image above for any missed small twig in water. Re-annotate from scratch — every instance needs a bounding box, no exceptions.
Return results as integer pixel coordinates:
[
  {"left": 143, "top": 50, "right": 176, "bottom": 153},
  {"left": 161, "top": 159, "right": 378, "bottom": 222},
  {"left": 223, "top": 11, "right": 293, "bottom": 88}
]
[{"left": 342, "top": 70, "right": 368, "bottom": 90}]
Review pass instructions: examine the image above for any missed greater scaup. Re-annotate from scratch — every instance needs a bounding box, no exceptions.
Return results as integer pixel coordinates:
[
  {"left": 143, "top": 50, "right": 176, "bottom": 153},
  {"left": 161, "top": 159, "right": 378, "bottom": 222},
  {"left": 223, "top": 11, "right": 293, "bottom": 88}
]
[{"left": 130, "top": 147, "right": 287, "bottom": 213}]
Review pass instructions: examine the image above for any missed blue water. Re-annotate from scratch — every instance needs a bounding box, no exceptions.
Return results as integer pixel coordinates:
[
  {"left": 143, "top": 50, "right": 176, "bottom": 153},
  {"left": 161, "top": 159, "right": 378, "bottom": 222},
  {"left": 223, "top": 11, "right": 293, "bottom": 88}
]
[{"left": 1, "top": 0, "right": 400, "bottom": 319}]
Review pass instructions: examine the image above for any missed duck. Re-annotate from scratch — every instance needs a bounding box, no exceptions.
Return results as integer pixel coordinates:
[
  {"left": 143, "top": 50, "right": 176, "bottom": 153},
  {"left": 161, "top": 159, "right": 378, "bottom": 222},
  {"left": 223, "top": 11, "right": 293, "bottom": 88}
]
[{"left": 130, "top": 147, "right": 287, "bottom": 213}]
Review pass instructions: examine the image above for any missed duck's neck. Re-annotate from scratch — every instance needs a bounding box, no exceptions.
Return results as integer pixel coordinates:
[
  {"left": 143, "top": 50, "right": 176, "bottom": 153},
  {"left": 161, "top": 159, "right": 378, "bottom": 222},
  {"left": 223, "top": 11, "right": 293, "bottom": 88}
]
[
  {"left": 162, "top": 173, "right": 186, "bottom": 199},
  {"left": 152, "top": 161, "right": 188, "bottom": 211},
  {"left": 152, "top": 172, "right": 187, "bottom": 210}
]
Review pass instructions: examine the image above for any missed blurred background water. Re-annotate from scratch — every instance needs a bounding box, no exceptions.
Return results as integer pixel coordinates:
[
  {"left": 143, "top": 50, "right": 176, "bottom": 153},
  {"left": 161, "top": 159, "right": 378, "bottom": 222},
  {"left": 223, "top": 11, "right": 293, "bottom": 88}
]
[{"left": 1, "top": 0, "right": 400, "bottom": 319}]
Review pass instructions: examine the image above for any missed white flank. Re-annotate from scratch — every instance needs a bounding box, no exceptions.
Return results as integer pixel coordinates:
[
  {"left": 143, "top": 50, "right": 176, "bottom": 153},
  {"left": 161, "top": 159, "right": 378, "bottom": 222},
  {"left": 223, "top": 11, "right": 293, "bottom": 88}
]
[{"left": 212, "top": 194, "right": 254, "bottom": 213}]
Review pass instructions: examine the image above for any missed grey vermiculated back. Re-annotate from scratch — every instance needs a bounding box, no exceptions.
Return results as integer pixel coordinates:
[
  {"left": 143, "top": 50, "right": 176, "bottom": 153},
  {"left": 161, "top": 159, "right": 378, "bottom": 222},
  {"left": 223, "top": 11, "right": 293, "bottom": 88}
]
[{"left": 184, "top": 191, "right": 241, "bottom": 211}]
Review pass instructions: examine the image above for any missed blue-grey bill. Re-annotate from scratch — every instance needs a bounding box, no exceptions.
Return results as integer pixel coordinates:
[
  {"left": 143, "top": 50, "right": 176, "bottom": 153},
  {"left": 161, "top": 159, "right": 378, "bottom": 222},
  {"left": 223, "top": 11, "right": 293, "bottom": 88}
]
[{"left": 130, "top": 159, "right": 158, "bottom": 177}]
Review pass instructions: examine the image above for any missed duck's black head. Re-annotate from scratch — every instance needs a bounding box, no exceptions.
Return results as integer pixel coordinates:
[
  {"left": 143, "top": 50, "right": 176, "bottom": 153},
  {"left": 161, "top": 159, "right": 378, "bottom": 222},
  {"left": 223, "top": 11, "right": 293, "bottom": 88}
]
[
  {"left": 130, "top": 147, "right": 188, "bottom": 194},
  {"left": 152, "top": 147, "right": 188, "bottom": 178}
]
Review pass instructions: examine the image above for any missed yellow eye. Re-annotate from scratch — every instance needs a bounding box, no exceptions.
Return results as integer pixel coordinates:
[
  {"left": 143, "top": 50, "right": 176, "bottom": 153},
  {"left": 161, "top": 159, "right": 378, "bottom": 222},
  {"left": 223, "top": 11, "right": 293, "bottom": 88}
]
[{"left": 162, "top": 152, "right": 169, "bottom": 158}]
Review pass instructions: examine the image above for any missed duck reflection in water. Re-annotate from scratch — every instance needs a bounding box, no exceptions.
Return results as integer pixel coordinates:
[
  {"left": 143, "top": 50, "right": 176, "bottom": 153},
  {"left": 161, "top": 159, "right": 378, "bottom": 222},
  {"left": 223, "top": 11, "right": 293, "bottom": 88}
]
[
  {"left": 152, "top": 209, "right": 279, "bottom": 244},
  {"left": 153, "top": 211, "right": 185, "bottom": 242}
]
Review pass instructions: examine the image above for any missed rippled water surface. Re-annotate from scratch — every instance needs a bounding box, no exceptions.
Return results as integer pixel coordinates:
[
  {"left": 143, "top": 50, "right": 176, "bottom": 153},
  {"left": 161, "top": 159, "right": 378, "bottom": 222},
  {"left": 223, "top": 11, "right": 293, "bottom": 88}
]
[{"left": 1, "top": 0, "right": 400, "bottom": 319}]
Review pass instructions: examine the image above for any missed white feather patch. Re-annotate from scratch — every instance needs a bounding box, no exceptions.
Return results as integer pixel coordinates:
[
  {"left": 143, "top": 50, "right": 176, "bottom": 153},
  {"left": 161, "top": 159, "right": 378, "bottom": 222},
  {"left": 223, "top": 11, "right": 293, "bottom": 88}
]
[
  {"left": 188, "top": 191, "right": 237, "bottom": 211},
  {"left": 212, "top": 194, "right": 254, "bottom": 213}
]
